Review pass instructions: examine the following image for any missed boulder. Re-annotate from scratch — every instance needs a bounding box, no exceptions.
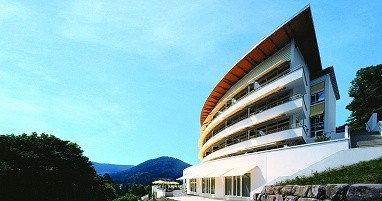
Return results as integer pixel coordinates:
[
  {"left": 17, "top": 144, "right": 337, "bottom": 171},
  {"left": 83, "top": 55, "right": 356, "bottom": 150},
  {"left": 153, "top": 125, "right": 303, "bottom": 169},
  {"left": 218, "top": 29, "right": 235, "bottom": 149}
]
[
  {"left": 264, "top": 185, "right": 274, "bottom": 195},
  {"left": 297, "top": 198, "right": 319, "bottom": 201},
  {"left": 284, "top": 195, "right": 299, "bottom": 201},
  {"left": 325, "top": 184, "right": 350, "bottom": 200},
  {"left": 275, "top": 194, "right": 284, "bottom": 201},
  {"left": 307, "top": 185, "right": 327, "bottom": 199},
  {"left": 272, "top": 186, "right": 284, "bottom": 194},
  {"left": 265, "top": 195, "right": 276, "bottom": 201},
  {"left": 293, "top": 185, "right": 311, "bottom": 197},
  {"left": 281, "top": 185, "right": 295, "bottom": 196},
  {"left": 347, "top": 184, "right": 382, "bottom": 201}
]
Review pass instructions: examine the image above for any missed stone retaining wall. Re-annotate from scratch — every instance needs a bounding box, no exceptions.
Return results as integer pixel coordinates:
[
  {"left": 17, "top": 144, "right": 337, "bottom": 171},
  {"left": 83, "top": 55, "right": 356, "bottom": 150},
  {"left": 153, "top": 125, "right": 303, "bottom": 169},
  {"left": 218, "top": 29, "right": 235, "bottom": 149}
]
[{"left": 254, "top": 184, "right": 382, "bottom": 201}]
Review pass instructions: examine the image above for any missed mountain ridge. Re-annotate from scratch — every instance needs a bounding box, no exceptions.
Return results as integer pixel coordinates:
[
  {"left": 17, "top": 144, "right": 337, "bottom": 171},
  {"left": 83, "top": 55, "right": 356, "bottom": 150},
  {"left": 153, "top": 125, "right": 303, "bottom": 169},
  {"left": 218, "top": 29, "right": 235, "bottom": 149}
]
[
  {"left": 92, "top": 162, "right": 134, "bottom": 175},
  {"left": 110, "top": 156, "right": 190, "bottom": 185}
]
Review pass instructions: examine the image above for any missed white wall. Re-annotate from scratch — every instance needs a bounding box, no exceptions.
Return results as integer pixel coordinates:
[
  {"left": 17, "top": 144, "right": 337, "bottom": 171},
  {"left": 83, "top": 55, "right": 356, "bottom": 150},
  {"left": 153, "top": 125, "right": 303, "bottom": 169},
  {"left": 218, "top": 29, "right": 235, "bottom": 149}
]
[
  {"left": 287, "top": 146, "right": 382, "bottom": 180},
  {"left": 184, "top": 139, "right": 351, "bottom": 199},
  {"left": 366, "top": 113, "right": 379, "bottom": 132},
  {"left": 291, "top": 40, "right": 311, "bottom": 143},
  {"left": 290, "top": 40, "right": 306, "bottom": 69},
  {"left": 325, "top": 74, "right": 337, "bottom": 133},
  {"left": 215, "top": 177, "right": 225, "bottom": 198}
]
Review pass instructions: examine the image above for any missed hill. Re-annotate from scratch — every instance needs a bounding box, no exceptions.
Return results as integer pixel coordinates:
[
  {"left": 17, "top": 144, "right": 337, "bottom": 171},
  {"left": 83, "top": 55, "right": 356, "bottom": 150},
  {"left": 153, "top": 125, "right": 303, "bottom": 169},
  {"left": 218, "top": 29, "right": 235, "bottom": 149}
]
[
  {"left": 110, "top": 156, "right": 190, "bottom": 185},
  {"left": 92, "top": 162, "right": 134, "bottom": 175}
]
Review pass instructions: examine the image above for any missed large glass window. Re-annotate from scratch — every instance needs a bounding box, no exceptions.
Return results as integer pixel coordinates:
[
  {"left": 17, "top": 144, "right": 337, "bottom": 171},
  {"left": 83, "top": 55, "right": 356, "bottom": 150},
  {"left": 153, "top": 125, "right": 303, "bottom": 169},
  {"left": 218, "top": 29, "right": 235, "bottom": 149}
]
[
  {"left": 202, "top": 178, "right": 206, "bottom": 193},
  {"left": 242, "top": 173, "right": 251, "bottom": 197},
  {"left": 311, "top": 91, "right": 325, "bottom": 105},
  {"left": 202, "top": 178, "right": 215, "bottom": 194},
  {"left": 211, "top": 178, "right": 215, "bottom": 194},
  {"left": 225, "top": 177, "right": 232, "bottom": 195},
  {"left": 225, "top": 174, "right": 251, "bottom": 197},
  {"left": 190, "top": 179, "right": 197, "bottom": 192},
  {"left": 310, "top": 114, "right": 324, "bottom": 137}
]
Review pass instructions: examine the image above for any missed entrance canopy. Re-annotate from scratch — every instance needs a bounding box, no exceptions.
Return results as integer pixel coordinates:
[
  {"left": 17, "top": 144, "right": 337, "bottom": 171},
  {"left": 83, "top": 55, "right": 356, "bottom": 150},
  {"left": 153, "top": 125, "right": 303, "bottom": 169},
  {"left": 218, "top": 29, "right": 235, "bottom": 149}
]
[{"left": 178, "top": 160, "right": 257, "bottom": 180}]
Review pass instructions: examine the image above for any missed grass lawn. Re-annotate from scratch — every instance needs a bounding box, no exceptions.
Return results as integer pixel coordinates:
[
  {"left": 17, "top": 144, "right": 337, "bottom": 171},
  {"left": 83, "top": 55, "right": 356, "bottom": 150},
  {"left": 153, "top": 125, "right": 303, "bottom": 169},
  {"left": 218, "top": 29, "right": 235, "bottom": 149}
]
[{"left": 277, "top": 157, "right": 382, "bottom": 185}]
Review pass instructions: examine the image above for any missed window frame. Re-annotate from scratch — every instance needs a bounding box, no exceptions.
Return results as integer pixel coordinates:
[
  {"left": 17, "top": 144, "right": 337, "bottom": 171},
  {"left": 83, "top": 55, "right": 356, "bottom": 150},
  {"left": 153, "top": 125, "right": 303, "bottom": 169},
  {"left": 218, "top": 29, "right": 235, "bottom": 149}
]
[
  {"left": 202, "top": 177, "right": 215, "bottom": 194},
  {"left": 311, "top": 90, "right": 325, "bottom": 105},
  {"left": 224, "top": 173, "right": 251, "bottom": 197},
  {"left": 310, "top": 114, "right": 325, "bottom": 138}
]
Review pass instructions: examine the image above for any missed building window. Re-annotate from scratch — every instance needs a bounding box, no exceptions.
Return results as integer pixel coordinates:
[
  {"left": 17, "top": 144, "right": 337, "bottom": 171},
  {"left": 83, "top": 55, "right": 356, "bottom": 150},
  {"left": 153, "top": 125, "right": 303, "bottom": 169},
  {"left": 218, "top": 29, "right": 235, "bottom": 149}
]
[
  {"left": 242, "top": 173, "right": 251, "bottom": 197},
  {"left": 190, "top": 179, "right": 197, "bottom": 192},
  {"left": 311, "top": 90, "right": 324, "bottom": 105},
  {"left": 257, "top": 65, "right": 290, "bottom": 86},
  {"left": 202, "top": 178, "right": 215, "bottom": 194},
  {"left": 225, "top": 174, "right": 251, "bottom": 197},
  {"left": 311, "top": 114, "right": 324, "bottom": 137},
  {"left": 225, "top": 176, "right": 232, "bottom": 195}
]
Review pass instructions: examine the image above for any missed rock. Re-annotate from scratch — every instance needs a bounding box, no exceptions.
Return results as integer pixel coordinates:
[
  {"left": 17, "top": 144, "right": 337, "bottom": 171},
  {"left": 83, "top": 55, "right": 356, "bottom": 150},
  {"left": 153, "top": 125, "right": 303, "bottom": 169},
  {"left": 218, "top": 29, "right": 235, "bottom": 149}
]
[
  {"left": 256, "top": 194, "right": 265, "bottom": 201},
  {"left": 265, "top": 195, "right": 276, "bottom": 201},
  {"left": 325, "top": 184, "right": 350, "bottom": 200},
  {"left": 272, "top": 186, "right": 284, "bottom": 194},
  {"left": 264, "top": 186, "right": 274, "bottom": 195},
  {"left": 307, "top": 185, "right": 327, "bottom": 199},
  {"left": 254, "top": 193, "right": 261, "bottom": 201},
  {"left": 346, "top": 184, "right": 382, "bottom": 201},
  {"left": 281, "top": 185, "right": 295, "bottom": 196},
  {"left": 293, "top": 185, "right": 311, "bottom": 197},
  {"left": 261, "top": 186, "right": 267, "bottom": 195},
  {"left": 275, "top": 194, "right": 284, "bottom": 201},
  {"left": 297, "top": 198, "right": 319, "bottom": 201},
  {"left": 284, "top": 195, "right": 299, "bottom": 201}
]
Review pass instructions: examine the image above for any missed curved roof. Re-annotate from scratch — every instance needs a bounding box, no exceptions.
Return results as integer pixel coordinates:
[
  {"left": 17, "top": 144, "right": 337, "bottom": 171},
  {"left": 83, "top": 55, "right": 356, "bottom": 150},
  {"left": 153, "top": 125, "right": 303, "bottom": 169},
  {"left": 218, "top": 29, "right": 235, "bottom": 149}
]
[{"left": 200, "top": 6, "right": 322, "bottom": 125}]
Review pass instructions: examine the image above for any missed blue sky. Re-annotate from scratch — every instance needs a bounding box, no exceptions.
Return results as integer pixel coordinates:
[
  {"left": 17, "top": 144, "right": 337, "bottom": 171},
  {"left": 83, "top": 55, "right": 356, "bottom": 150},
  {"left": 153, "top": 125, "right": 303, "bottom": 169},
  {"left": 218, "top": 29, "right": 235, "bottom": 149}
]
[{"left": 1, "top": 1, "right": 381, "bottom": 165}]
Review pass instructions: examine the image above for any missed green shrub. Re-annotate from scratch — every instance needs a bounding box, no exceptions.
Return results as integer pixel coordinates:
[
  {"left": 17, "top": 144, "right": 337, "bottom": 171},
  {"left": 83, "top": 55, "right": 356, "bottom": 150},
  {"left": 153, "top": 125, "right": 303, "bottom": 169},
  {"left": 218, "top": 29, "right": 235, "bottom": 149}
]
[{"left": 113, "top": 193, "right": 139, "bottom": 201}]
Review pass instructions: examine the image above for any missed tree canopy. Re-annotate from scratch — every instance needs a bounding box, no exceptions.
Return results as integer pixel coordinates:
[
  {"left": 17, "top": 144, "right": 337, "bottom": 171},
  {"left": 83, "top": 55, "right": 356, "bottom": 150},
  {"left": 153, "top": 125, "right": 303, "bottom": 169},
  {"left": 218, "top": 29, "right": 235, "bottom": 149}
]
[
  {"left": 346, "top": 64, "right": 382, "bottom": 131},
  {"left": 0, "top": 132, "right": 109, "bottom": 201}
]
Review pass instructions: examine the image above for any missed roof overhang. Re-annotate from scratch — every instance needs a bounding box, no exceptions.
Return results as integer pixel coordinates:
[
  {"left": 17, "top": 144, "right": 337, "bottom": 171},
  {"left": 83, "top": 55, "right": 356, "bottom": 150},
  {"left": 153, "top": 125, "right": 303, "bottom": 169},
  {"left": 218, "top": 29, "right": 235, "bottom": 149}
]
[
  {"left": 200, "top": 5, "right": 322, "bottom": 125},
  {"left": 177, "top": 160, "right": 257, "bottom": 180}
]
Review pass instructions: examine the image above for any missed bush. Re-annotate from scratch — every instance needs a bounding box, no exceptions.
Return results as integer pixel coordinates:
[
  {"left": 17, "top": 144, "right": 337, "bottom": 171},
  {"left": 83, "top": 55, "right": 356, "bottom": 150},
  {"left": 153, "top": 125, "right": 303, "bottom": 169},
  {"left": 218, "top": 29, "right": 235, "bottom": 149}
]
[{"left": 113, "top": 194, "right": 139, "bottom": 201}]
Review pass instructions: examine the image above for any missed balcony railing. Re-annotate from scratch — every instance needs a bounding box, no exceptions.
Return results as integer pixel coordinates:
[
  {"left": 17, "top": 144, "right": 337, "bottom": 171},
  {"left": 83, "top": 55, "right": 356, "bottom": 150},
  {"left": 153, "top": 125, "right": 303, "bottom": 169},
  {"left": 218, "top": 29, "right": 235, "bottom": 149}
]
[
  {"left": 210, "top": 64, "right": 304, "bottom": 123},
  {"left": 205, "top": 122, "right": 303, "bottom": 156},
  {"left": 206, "top": 93, "right": 303, "bottom": 142}
]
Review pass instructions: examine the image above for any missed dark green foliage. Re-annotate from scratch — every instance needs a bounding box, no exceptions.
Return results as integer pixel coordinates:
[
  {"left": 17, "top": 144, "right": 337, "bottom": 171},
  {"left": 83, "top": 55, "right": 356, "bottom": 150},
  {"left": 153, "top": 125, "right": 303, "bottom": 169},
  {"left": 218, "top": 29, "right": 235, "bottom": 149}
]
[
  {"left": 314, "top": 134, "right": 331, "bottom": 142},
  {"left": 112, "top": 193, "right": 139, "bottom": 201},
  {"left": 346, "top": 64, "right": 382, "bottom": 131},
  {"left": 124, "top": 184, "right": 149, "bottom": 197},
  {"left": 277, "top": 157, "right": 382, "bottom": 185},
  {"left": 111, "top": 156, "right": 190, "bottom": 185},
  {"left": 0, "top": 132, "right": 109, "bottom": 201}
]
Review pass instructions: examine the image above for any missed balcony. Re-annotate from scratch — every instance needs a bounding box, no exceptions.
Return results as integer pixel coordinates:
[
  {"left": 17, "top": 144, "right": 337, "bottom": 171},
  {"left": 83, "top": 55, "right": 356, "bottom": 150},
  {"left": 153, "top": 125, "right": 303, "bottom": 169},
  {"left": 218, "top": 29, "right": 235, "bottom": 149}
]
[
  {"left": 201, "top": 125, "right": 304, "bottom": 162},
  {"left": 203, "top": 65, "right": 306, "bottom": 138},
  {"left": 200, "top": 94, "right": 306, "bottom": 149}
]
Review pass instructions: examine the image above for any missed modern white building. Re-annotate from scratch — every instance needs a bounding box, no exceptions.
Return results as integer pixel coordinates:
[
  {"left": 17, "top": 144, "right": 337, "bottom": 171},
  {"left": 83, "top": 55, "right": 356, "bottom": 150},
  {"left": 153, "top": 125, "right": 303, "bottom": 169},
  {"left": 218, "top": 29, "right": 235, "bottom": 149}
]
[{"left": 179, "top": 6, "right": 382, "bottom": 200}]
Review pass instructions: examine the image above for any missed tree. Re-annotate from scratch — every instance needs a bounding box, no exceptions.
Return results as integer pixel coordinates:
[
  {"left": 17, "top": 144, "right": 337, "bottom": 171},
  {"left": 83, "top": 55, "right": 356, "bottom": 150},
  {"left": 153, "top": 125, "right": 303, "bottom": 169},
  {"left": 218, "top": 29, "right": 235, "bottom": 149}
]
[
  {"left": 0, "top": 132, "right": 108, "bottom": 201},
  {"left": 346, "top": 64, "right": 382, "bottom": 131}
]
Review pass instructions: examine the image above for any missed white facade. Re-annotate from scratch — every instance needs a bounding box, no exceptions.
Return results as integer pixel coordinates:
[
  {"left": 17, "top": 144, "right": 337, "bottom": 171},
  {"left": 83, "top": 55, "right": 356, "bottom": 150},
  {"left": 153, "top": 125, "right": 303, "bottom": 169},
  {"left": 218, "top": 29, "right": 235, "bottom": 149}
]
[
  {"left": 180, "top": 6, "right": 358, "bottom": 201},
  {"left": 182, "top": 139, "right": 354, "bottom": 199}
]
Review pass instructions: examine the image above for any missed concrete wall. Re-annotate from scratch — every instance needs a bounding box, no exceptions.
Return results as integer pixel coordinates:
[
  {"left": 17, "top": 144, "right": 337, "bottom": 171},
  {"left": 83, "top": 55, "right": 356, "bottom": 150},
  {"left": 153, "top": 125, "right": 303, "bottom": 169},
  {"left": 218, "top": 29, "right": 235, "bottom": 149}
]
[
  {"left": 291, "top": 40, "right": 311, "bottom": 143},
  {"left": 325, "top": 74, "right": 337, "bottom": 134},
  {"left": 185, "top": 139, "right": 352, "bottom": 200}
]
